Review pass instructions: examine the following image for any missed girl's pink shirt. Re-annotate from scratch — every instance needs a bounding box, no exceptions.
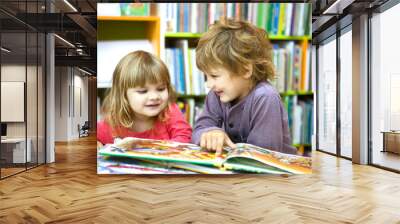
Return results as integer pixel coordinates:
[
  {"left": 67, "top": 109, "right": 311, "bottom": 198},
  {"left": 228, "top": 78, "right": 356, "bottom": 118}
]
[{"left": 97, "top": 103, "right": 192, "bottom": 144}]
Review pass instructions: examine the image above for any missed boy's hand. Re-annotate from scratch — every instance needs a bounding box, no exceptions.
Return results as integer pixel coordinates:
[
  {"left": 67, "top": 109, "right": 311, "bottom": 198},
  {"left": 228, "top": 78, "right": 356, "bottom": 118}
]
[{"left": 200, "top": 130, "right": 236, "bottom": 157}]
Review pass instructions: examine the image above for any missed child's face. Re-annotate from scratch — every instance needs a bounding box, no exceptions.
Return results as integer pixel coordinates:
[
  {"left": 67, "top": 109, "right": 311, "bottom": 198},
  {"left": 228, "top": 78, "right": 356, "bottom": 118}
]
[
  {"left": 205, "top": 67, "right": 253, "bottom": 103},
  {"left": 126, "top": 82, "right": 169, "bottom": 120}
]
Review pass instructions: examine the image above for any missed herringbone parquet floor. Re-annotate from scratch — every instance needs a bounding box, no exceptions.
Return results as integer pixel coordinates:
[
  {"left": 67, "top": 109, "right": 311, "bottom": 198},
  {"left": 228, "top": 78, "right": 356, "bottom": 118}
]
[{"left": 0, "top": 135, "right": 399, "bottom": 223}]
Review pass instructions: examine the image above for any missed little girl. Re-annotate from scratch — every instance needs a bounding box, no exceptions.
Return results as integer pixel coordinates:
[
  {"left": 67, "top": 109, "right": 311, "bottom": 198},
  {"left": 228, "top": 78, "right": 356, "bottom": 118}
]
[
  {"left": 193, "top": 18, "right": 297, "bottom": 155},
  {"left": 97, "top": 50, "right": 192, "bottom": 146}
]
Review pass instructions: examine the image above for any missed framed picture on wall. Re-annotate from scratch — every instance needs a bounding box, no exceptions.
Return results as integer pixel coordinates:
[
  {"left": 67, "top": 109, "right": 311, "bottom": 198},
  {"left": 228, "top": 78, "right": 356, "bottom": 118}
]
[{"left": 1, "top": 81, "right": 25, "bottom": 122}]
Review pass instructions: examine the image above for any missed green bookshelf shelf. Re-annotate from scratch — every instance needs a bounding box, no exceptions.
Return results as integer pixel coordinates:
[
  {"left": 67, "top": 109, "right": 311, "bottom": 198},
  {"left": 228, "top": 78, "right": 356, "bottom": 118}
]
[
  {"left": 165, "top": 32, "right": 203, "bottom": 38},
  {"left": 165, "top": 32, "right": 311, "bottom": 41}
]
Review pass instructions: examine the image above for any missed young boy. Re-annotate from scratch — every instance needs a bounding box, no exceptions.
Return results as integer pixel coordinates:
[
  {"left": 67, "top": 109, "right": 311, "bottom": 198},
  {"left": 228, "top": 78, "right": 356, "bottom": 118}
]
[{"left": 192, "top": 18, "right": 297, "bottom": 156}]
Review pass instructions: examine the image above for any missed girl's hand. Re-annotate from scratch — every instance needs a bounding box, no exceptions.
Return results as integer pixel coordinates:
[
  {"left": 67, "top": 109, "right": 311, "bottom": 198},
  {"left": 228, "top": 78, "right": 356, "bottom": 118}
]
[
  {"left": 200, "top": 130, "right": 236, "bottom": 157},
  {"left": 97, "top": 141, "right": 103, "bottom": 149}
]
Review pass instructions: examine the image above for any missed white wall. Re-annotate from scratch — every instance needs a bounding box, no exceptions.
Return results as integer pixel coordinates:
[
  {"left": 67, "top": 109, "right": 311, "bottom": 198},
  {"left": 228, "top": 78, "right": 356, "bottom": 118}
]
[
  {"left": 55, "top": 67, "right": 89, "bottom": 141},
  {"left": 2, "top": 64, "right": 46, "bottom": 164},
  {"left": 55, "top": 66, "right": 68, "bottom": 141},
  {"left": 97, "top": 40, "right": 153, "bottom": 88},
  {"left": 72, "top": 72, "right": 89, "bottom": 138},
  {"left": 1, "top": 65, "right": 31, "bottom": 137}
]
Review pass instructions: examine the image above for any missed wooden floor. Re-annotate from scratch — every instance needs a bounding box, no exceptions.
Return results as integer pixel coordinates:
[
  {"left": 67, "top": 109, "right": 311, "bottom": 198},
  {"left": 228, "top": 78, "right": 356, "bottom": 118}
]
[
  {"left": 0, "top": 136, "right": 400, "bottom": 223},
  {"left": 0, "top": 167, "right": 25, "bottom": 177}
]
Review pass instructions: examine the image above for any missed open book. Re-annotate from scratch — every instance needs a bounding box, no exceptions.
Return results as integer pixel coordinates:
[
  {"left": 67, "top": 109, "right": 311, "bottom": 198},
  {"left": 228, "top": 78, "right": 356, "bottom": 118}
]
[{"left": 98, "top": 137, "right": 312, "bottom": 174}]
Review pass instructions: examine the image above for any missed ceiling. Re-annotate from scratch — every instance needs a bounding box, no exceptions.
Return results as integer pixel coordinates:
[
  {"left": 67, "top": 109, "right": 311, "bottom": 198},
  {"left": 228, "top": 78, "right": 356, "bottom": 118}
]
[
  {"left": 312, "top": 0, "right": 390, "bottom": 42},
  {"left": 0, "top": 0, "right": 97, "bottom": 74}
]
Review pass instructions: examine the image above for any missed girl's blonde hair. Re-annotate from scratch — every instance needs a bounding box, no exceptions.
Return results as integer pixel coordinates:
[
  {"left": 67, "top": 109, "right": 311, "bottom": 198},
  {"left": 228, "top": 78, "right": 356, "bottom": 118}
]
[
  {"left": 196, "top": 18, "right": 275, "bottom": 83},
  {"left": 102, "top": 50, "right": 176, "bottom": 135}
]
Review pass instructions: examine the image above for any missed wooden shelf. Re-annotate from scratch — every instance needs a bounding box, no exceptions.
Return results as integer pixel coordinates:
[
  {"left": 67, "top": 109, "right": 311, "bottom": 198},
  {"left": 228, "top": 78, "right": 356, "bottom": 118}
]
[
  {"left": 97, "top": 16, "right": 160, "bottom": 56},
  {"left": 97, "top": 16, "right": 159, "bottom": 22}
]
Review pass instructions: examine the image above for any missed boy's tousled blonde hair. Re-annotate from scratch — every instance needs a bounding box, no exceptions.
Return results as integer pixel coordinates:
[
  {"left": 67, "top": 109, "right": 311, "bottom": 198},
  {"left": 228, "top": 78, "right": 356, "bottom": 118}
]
[
  {"left": 102, "top": 50, "right": 176, "bottom": 135},
  {"left": 196, "top": 18, "right": 275, "bottom": 83}
]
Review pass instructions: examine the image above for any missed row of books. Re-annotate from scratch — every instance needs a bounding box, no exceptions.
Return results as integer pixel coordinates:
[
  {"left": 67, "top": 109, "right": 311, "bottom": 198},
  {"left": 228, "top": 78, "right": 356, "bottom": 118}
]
[
  {"left": 164, "top": 40, "right": 207, "bottom": 95},
  {"left": 271, "top": 42, "right": 311, "bottom": 92},
  {"left": 254, "top": 3, "right": 311, "bottom": 37},
  {"left": 165, "top": 41, "right": 311, "bottom": 96},
  {"left": 285, "top": 97, "right": 313, "bottom": 145},
  {"left": 164, "top": 3, "right": 210, "bottom": 34},
  {"left": 163, "top": 3, "right": 311, "bottom": 37}
]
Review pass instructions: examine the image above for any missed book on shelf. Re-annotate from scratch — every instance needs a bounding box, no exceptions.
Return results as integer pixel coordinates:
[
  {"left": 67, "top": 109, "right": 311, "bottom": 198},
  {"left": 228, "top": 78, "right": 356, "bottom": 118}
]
[
  {"left": 271, "top": 41, "right": 312, "bottom": 92},
  {"left": 120, "top": 3, "right": 150, "bottom": 16},
  {"left": 165, "top": 40, "right": 207, "bottom": 95},
  {"left": 302, "top": 44, "right": 312, "bottom": 92},
  {"left": 98, "top": 137, "right": 312, "bottom": 175},
  {"left": 284, "top": 96, "right": 313, "bottom": 145},
  {"left": 177, "top": 98, "right": 204, "bottom": 126}
]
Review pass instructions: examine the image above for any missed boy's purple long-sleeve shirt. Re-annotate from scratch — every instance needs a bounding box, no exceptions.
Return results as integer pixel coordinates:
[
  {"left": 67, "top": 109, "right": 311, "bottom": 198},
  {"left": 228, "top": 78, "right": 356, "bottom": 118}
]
[{"left": 192, "top": 82, "right": 297, "bottom": 155}]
